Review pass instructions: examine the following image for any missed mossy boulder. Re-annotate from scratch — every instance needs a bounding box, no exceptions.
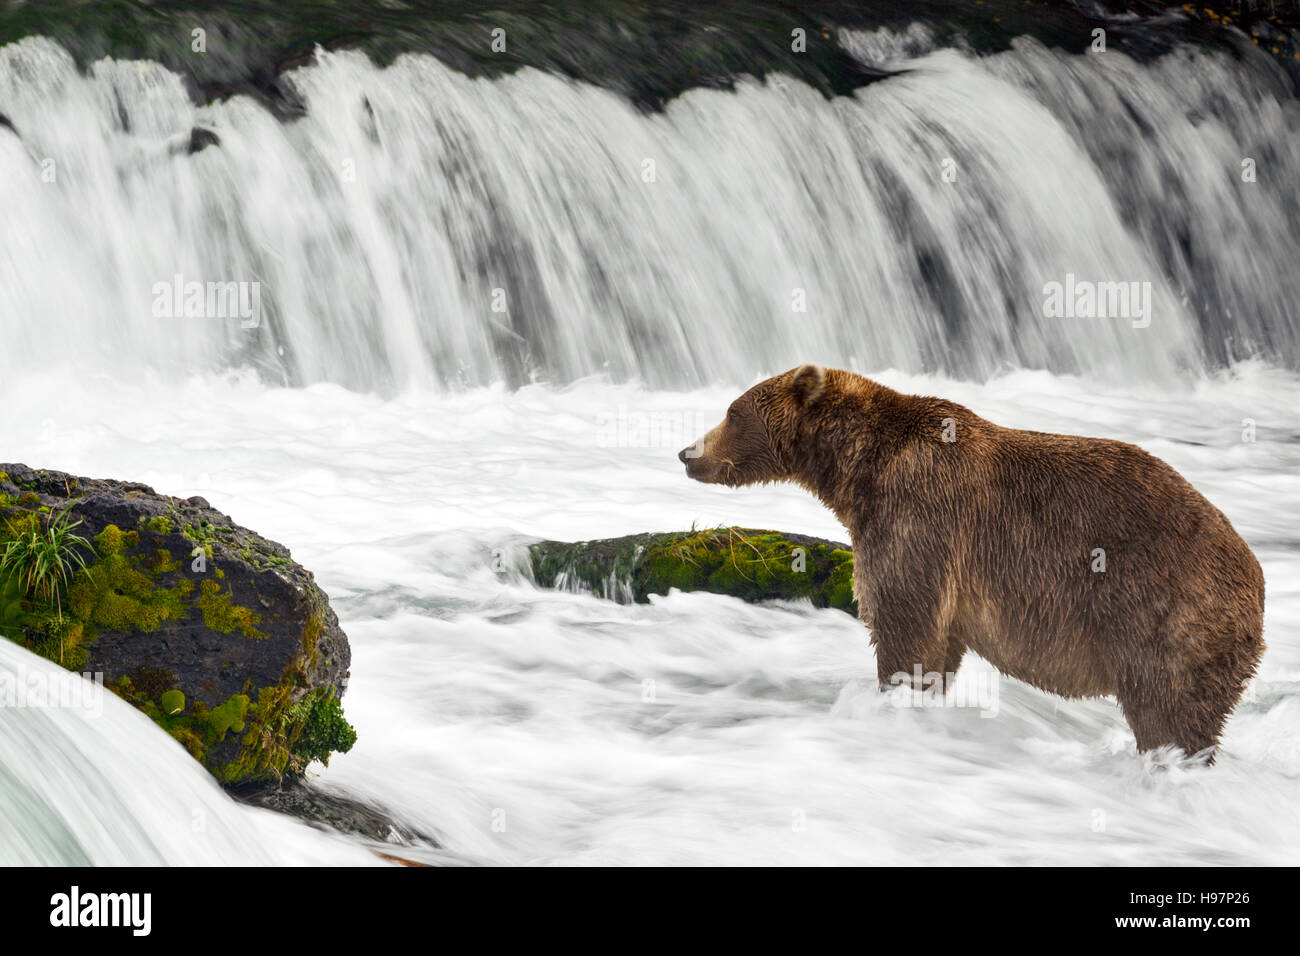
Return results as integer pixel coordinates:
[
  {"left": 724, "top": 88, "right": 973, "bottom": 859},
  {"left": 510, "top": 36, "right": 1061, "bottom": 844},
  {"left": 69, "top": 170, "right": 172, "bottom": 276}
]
[
  {"left": 529, "top": 527, "right": 858, "bottom": 615},
  {"left": 0, "top": 462, "right": 355, "bottom": 786}
]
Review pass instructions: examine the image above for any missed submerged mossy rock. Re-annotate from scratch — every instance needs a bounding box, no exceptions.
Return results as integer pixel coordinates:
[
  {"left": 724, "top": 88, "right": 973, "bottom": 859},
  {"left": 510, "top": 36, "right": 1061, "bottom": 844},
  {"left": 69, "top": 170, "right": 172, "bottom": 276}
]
[
  {"left": 530, "top": 527, "right": 858, "bottom": 615},
  {"left": 0, "top": 463, "right": 355, "bottom": 786}
]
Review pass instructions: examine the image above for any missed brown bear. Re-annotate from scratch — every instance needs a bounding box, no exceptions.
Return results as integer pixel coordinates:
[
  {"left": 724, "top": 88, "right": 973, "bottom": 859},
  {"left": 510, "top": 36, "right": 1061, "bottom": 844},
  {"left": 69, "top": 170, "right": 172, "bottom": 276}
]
[{"left": 678, "top": 365, "right": 1265, "bottom": 758}]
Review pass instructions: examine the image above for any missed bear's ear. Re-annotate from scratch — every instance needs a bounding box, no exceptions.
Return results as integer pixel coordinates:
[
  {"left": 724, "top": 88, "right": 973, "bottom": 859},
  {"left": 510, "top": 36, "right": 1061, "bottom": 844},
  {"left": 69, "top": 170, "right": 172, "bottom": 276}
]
[{"left": 790, "top": 364, "right": 826, "bottom": 407}]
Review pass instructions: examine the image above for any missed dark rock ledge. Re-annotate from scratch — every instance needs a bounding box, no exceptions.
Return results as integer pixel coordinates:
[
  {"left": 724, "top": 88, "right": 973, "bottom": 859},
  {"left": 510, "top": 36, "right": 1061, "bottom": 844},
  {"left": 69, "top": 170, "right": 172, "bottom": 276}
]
[{"left": 0, "top": 462, "right": 356, "bottom": 787}]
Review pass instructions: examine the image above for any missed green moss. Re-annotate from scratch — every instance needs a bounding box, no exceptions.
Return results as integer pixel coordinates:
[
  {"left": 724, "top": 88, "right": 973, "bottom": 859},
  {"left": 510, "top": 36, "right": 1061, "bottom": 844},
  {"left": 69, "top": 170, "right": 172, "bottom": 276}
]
[
  {"left": 239, "top": 542, "right": 294, "bottom": 569},
  {"left": 128, "top": 665, "right": 177, "bottom": 699},
  {"left": 532, "top": 527, "right": 859, "bottom": 615},
  {"left": 4, "top": 517, "right": 262, "bottom": 676},
  {"left": 287, "top": 611, "right": 325, "bottom": 686},
  {"left": 287, "top": 692, "right": 357, "bottom": 766},
  {"left": 168, "top": 725, "right": 206, "bottom": 762},
  {"left": 197, "top": 578, "right": 267, "bottom": 640},
  {"left": 94, "top": 524, "right": 138, "bottom": 556},
  {"left": 3, "top": 511, "right": 355, "bottom": 787},
  {"left": 303, "top": 611, "right": 322, "bottom": 650},
  {"left": 149, "top": 548, "right": 181, "bottom": 574},
  {"left": 67, "top": 527, "right": 190, "bottom": 633},
  {"left": 182, "top": 519, "right": 220, "bottom": 554},
  {"left": 635, "top": 527, "right": 858, "bottom": 613},
  {"left": 145, "top": 515, "right": 172, "bottom": 534},
  {"left": 824, "top": 549, "right": 857, "bottom": 611},
  {"left": 18, "top": 492, "right": 39, "bottom": 508},
  {"left": 213, "top": 684, "right": 294, "bottom": 783},
  {"left": 20, "top": 615, "right": 89, "bottom": 671},
  {"left": 203, "top": 610, "right": 347, "bottom": 783},
  {"left": 207, "top": 693, "right": 249, "bottom": 741},
  {"left": 0, "top": 574, "right": 34, "bottom": 637},
  {"left": 119, "top": 686, "right": 274, "bottom": 774},
  {"left": 204, "top": 683, "right": 358, "bottom": 785}
]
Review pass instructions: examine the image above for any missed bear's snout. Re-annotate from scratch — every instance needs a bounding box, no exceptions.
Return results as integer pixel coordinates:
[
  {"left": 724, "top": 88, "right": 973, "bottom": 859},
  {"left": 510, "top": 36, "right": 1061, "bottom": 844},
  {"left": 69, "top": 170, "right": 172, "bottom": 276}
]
[{"left": 679, "top": 435, "right": 722, "bottom": 482}]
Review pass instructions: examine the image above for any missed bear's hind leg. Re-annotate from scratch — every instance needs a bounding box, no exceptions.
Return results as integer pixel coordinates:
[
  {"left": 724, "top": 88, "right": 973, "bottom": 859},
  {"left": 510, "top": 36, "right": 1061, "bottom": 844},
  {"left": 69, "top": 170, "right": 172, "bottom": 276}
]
[
  {"left": 1118, "top": 618, "right": 1261, "bottom": 761},
  {"left": 1117, "top": 680, "right": 1218, "bottom": 759}
]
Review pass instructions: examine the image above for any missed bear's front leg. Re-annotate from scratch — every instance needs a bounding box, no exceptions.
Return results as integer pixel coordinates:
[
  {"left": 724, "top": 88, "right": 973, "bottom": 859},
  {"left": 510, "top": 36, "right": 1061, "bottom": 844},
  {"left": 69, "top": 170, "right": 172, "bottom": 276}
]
[{"left": 868, "top": 590, "right": 964, "bottom": 696}]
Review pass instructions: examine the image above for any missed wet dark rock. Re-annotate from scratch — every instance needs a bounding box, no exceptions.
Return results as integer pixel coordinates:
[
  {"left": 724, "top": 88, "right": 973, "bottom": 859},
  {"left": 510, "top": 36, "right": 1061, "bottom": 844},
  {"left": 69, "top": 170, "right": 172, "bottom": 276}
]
[
  {"left": 186, "top": 126, "right": 221, "bottom": 154},
  {"left": 233, "top": 777, "right": 440, "bottom": 850},
  {"left": 0, "top": 462, "right": 355, "bottom": 786},
  {"left": 529, "top": 526, "right": 858, "bottom": 614}
]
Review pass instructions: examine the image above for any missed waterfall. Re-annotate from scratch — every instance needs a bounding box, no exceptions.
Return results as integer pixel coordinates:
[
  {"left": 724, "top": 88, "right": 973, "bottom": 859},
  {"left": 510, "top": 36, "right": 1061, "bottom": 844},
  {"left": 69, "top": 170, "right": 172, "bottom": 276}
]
[{"left": 1, "top": 30, "right": 1295, "bottom": 391}]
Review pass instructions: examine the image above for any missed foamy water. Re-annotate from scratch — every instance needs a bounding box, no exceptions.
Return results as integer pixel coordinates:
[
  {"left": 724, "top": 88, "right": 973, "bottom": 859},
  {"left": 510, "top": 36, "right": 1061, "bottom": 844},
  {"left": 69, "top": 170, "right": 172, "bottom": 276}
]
[{"left": 4, "top": 366, "right": 1297, "bottom": 865}]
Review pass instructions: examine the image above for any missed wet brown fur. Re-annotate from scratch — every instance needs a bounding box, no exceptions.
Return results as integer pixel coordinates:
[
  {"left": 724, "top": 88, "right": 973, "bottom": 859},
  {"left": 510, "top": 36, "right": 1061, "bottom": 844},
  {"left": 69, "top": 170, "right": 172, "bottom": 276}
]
[{"left": 680, "top": 365, "right": 1265, "bottom": 759}]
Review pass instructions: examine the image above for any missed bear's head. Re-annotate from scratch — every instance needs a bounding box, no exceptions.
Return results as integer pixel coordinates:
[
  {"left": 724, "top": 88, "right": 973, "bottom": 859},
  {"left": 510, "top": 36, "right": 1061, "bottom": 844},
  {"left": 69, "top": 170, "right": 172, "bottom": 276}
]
[{"left": 678, "top": 364, "right": 827, "bottom": 486}]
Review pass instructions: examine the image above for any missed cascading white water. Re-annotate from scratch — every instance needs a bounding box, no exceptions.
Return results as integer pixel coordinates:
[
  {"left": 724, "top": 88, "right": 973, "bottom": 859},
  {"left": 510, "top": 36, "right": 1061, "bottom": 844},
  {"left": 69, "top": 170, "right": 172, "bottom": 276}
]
[
  {"left": 976, "top": 36, "right": 1300, "bottom": 367},
  {"left": 1, "top": 31, "right": 1295, "bottom": 390},
  {"left": 0, "top": 638, "right": 376, "bottom": 865}
]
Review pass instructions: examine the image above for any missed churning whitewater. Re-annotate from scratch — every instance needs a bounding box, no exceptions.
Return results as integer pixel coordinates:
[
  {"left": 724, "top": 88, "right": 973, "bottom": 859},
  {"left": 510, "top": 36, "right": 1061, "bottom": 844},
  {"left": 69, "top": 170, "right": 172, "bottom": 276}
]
[
  {"left": 4, "top": 367, "right": 1300, "bottom": 865},
  {"left": 1, "top": 25, "right": 1298, "bottom": 865}
]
